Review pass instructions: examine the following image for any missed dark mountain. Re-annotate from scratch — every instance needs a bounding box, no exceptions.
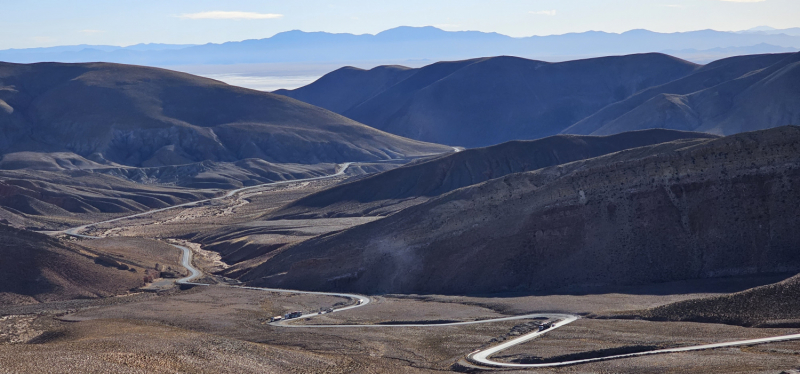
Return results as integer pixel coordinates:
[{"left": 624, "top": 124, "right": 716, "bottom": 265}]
[
  {"left": 2, "top": 27, "right": 800, "bottom": 65},
  {"left": 272, "top": 129, "right": 718, "bottom": 219},
  {"left": 278, "top": 54, "right": 699, "bottom": 147},
  {"left": 240, "top": 126, "right": 800, "bottom": 295},
  {"left": 563, "top": 52, "right": 800, "bottom": 136},
  {"left": 0, "top": 62, "right": 450, "bottom": 168},
  {"left": 0, "top": 225, "right": 143, "bottom": 304}
]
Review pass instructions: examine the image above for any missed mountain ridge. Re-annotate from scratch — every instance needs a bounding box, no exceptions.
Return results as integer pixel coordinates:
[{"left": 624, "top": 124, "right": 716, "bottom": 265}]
[
  {"left": 0, "top": 61, "right": 451, "bottom": 167},
  {"left": 278, "top": 53, "right": 700, "bottom": 147}
]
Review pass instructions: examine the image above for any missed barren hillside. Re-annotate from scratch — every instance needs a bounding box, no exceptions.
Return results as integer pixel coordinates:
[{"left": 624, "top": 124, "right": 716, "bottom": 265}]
[{"left": 242, "top": 126, "right": 800, "bottom": 295}]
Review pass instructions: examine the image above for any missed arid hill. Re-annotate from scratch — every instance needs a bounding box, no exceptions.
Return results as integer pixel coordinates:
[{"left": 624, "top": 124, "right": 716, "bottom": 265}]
[
  {"left": 0, "top": 62, "right": 450, "bottom": 167},
  {"left": 0, "top": 169, "right": 215, "bottom": 230},
  {"left": 277, "top": 54, "right": 698, "bottom": 147},
  {"left": 272, "top": 129, "right": 717, "bottom": 219},
  {"left": 0, "top": 225, "right": 143, "bottom": 304},
  {"left": 241, "top": 126, "right": 800, "bottom": 295},
  {"left": 0, "top": 151, "right": 340, "bottom": 189},
  {"left": 627, "top": 273, "right": 800, "bottom": 328},
  {"left": 563, "top": 52, "right": 800, "bottom": 136}
]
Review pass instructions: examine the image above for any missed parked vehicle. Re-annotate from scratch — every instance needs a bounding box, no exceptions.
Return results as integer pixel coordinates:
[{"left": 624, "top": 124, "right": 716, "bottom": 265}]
[
  {"left": 538, "top": 322, "right": 553, "bottom": 331},
  {"left": 270, "top": 316, "right": 283, "bottom": 322}
]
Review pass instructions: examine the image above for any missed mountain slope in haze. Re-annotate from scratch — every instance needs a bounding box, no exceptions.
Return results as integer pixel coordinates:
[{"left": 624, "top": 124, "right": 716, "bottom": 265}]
[
  {"left": 278, "top": 53, "right": 699, "bottom": 147},
  {"left": 272, "top": 129, "right": 718, "bottom": 219},
  {"left": 3, "top": 26, "right": 800, "bottom": 65},
  {"left": 0, "top": 225, "right": 143, "bottom": 304},
  {"left": 564, "top": 52, "right": 800, "bottom": 136},
  {"left": 242, "top": 126, "right": 800, "bottom": 295},
  {"left": 0, "top": 62, "right": 450, "bottom": 167},
  {"left": 274, "top": 65, "right": 416, "bottom": 114}
]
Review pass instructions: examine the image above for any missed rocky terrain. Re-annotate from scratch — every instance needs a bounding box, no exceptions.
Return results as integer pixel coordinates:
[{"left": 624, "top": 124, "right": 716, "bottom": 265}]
[
  {"left": 0, "top": 61, "right": 450, "bottom": 167},
  {"left": 242, "top": 126, "right": 800, "bottom": 295},
  {"left": 1, "top": 54, "right": 799, "bottom": 374},
  {"left": 0, "top": 151, "right": 341, "bottom": 189},
  {"left": 622, "top": 273, "right": 800, "bottom": 328},
  {"left": 272, "top": 129, "right": 717, "bottom": 219},
  {"left": 0, "top": 168, "right": 216, "bottom": 230},
  {"left": 0, "top": 224, "right": 144, "bottom": 304},
  {"left": 277, "top": 53, "right": 698, "bottom": 147}
]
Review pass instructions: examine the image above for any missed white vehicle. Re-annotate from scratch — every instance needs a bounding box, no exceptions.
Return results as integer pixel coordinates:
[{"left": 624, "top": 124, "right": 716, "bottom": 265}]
[{"left": 270, "top": 316, "right": 283, "bottom": 322}]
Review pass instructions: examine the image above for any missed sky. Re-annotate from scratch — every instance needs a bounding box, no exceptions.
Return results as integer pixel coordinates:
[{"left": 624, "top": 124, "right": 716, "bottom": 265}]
[{"left": 1, "top": 0, "right": 798, "bottom": 49}]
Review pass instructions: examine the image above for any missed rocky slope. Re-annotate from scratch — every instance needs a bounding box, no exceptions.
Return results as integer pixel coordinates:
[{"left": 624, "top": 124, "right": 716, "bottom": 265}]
[
  {"left": 0, "top": 62, "right": 450, "bottom": 167},
  {"left": 628, "top": 273, "right": 800, "bottom": 327},
  {"left": 241, "top": 126, "right": 800, "bottom": 295},
  {"left": 277, "top": 54, "right": 699, "bottom": 147},
  {"left": 0, "top": 225, "right": 143, "bottom": 304},
  {"left": 272, "top": 129, "right": 717, "bottom": 219},
  {"left": 0, "top": 169, "right": 215, "bottom": 229}
]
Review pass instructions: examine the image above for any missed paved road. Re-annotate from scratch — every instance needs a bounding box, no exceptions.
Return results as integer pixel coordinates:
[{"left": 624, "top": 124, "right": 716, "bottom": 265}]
[
  {"left": 58, "top": 158, "right": 800, "bottom": 369},
  {"left": 171, "top": 245, "right": 800, "bottom": 369}
]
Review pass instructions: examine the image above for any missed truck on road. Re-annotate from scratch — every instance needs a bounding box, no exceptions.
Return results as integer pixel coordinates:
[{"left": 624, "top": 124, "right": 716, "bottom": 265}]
[{"left": 284, "top": 311, "right": 303, "bottom": 319}]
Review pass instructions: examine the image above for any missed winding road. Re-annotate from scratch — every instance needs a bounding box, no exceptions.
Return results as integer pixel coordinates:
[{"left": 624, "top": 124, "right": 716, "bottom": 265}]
[
  {"left": 61, "top": 161, "right": 800, "bottom": 370},
  {"left": 59, "top": 162, "right": 352, "bottom": 239}
]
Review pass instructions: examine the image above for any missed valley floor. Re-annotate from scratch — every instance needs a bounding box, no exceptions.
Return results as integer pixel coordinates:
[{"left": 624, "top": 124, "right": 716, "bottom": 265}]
[{"left": 2, "top": 167, "right": 799, "bottom": 373}]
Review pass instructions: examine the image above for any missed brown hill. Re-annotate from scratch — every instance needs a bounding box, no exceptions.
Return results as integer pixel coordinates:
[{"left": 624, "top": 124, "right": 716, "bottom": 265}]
[
  {"left": 277, "top": 54, "right": 698, "bottom": 147},
  {"left": 240, "top": 126, "right": 800, "bottom": 295},
  {"left": 0, "top": 62, "right": 450, "bottom": 167},
  {"left": 628, "top": 273, "right": 800, "bottom": 327},
  {"left": 563, "top": 52, "right": 800, "bottom": 135},
  {"left": 0, "top": 169, "right": 215, "bottom": 229},
  {"left": 272, "top": 129, "right": 718, "bottom": 219},
  {"left": 0, "top": 225, "right": 143, "bottom": 304}
]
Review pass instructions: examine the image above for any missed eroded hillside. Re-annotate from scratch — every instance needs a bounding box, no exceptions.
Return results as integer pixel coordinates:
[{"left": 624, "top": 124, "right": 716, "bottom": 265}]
[{"left": 243, "top": 126, "right": 800, "bottom": 294}]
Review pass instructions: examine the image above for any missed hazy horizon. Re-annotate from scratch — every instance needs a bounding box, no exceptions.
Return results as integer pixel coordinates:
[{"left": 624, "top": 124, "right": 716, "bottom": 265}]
[
  {"left": 2, "top": 0, "right": 799, "bottom": 50},
  {"left": 3, "top": 24, "right": 800, "bottom": 51}
]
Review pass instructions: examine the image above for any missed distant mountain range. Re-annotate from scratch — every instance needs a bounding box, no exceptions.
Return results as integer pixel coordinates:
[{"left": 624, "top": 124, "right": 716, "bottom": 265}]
[
  {"left": 738, "top": 26, "right": 800, "bottom": 37},
  {"left": 1, "top": 27, "right": 799, "bottom": 65}
]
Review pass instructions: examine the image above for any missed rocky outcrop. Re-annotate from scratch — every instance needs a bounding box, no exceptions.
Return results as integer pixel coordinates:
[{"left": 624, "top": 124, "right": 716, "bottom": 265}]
[{"left": 271, "top": 129, "right": 717, "bottom": 219}]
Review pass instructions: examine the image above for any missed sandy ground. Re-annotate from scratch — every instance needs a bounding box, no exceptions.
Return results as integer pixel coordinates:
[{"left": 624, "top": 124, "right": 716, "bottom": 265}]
[{"left": 3, "top": 280, "right": 800, "bottom": 373}]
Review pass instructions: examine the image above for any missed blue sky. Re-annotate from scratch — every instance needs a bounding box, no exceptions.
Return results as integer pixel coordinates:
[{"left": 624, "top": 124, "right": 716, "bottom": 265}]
[{"left": 1, "top": 0, "right": 798, "bottom": 49}]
